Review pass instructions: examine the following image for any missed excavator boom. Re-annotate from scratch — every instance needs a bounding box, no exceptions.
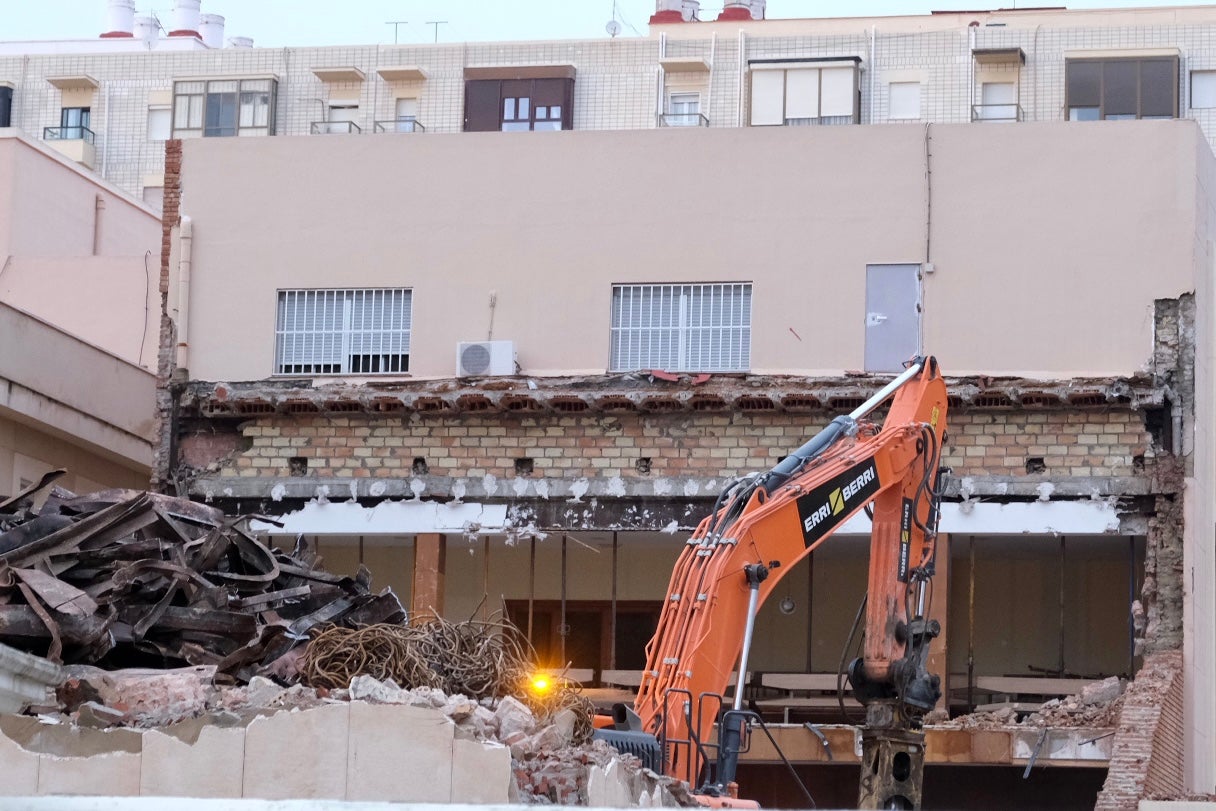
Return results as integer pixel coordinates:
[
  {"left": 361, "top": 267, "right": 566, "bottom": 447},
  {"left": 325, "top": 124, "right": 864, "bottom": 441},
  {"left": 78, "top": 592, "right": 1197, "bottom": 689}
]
[{"left": 625, "top": 357, "right": 948, "bottom": 809}]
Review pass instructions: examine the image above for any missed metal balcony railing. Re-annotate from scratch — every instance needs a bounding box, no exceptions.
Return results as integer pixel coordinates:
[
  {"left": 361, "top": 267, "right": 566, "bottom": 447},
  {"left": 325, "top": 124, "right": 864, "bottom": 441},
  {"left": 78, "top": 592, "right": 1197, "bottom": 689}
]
[
  {"left": 374, "top": 118, "right": 426, "bottom": 133},
  {"left": 659, "top": 112, "right": 710, "bottom": 127},
  {"left": 310, "top": 120, "right": 362, "bottom": 135},
  {"left": 971, "top": 103, "right": 1024, "bottom": 123},
  {"left": 43, "top": 125, "right": 95, "bottom": 143}
]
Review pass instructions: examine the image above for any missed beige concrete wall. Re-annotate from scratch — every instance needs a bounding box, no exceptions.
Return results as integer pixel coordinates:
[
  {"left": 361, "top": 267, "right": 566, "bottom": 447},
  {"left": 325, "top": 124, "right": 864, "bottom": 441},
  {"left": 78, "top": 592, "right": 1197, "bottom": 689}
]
[
  {"left": 177, "top": 121, "right": 1197, "bottom": 382},
  {"left": 0, "top": 256, "right": 159, "bottom": 369},
  {"left": 1183, "top": 123, "right": 1216, "bottom": 794},
  {"left": 0, "top": 134, "right": 159, "bottom": 260},
  {"left": 0, "top": 703, "right": 511, "bottom": 803},
  {"left": 0, "top": 414, "right": 149, "bottom": 496}
]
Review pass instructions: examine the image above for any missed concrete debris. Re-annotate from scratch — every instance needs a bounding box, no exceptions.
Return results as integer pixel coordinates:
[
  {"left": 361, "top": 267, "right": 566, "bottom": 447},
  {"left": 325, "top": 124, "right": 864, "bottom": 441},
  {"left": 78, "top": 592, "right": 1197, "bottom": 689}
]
[{"left": 942, "top": 679, "right": 1127, "bottom": 730}]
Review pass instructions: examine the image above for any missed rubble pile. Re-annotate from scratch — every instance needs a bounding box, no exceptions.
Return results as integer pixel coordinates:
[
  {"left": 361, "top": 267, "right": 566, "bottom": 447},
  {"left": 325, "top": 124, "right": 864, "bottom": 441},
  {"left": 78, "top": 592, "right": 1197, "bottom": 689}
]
[
  {"left": 940, "top": 676, "right": 1127, "bottom": 729},
  {"left": 0, "top": 483, "right": 404, "bottom": 682}
]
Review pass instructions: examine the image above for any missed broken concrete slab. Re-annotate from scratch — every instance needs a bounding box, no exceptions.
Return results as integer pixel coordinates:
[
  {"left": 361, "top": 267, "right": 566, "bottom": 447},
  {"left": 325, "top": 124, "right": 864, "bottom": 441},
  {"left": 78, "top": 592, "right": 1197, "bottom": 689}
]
[
  {"left": 242, "top": 703, "right": 349, "bottom": 800},
  {"left": 450, "top": 737, "right": 511, "bottom": 804},
  {"left": 587, "top": 759, "right": 635, "bottom": 808},
  {"left": 345, "top": 701, "right": 454, "bottom": 803},
  {"left": 140, "top": 720, "right": 245, "bottom": 798},
  {"left": 0, "top": 723, "right": 40, "bottom": 796}
]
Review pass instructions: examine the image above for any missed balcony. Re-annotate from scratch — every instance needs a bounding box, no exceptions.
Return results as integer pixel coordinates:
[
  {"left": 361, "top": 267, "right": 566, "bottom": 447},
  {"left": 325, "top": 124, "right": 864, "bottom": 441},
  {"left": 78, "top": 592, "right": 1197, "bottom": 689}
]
[
  {"left": 374, "top": 118, "right": 427, "bottom": 134},
  {"left": 310, "top": 121, "right": 362, "bottom": 135},
  {"left": 971, "top": 104, "right": 1024, "bottom": 123},
  {"left": 42, "top": 126, "right": 96, "bottom": 168},
  {"left": 659, "top": 112, "right": 710, "bottom": 127}
]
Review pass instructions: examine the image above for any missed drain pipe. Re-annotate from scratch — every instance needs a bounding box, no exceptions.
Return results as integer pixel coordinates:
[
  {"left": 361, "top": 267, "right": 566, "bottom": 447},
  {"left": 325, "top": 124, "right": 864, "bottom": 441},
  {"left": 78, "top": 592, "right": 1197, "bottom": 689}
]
[
  {"left": 869, "top": 25, "right": 876, "bottom": 124},
  {"left": 174, "top": 215, "right": 193, "bottom": 374}
]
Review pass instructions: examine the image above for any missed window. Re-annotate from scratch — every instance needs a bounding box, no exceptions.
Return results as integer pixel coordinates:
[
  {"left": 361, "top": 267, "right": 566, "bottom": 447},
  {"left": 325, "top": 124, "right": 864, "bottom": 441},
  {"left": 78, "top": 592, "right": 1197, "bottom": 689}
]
[
  {"left": 749, "top": 63, "right": 858, "bottom": 126},
  {"left": 1192, "top": 71, "right": 1216, "bottom": 109},
  {"left": 393, "top": 97, "right": 420, "bottom": 132},
  {"left": 500, "top": 93, "right": 560, "bottom": 131},
  {"left": 1066, "top": 57, "right": 1177, "bottom": 121},
  {"left": 976, "top": 82, "right": 1018, "bottom": 122},
  {"left": 464, "top": 75, "right": 573, "bottom": 132},
  {"left": 147, "top": 105, "right": 171, "bottom": 140},
  {"left": 173, "top": 79, "right": 277, "bottom": 138},
  {"left": 665, "top": 92, "right": 703, "bottom": 126},
  {"left": 142, "top": 186, "right": 164, "bottom": 214},
  {"left": 59, "top": 106, "right": 90, "bottom": 139},
  {"left": 610, "top": 283, "right": 751, "bottom": 373},
  {"left": 312, "top": 102, "right": 359, "bottom": 134},
  {"left": 888, "top": 82, "right": 921, "bottom": 120},
  {"left": 275, "top": 289, "right": 412, "bottom": 376}
]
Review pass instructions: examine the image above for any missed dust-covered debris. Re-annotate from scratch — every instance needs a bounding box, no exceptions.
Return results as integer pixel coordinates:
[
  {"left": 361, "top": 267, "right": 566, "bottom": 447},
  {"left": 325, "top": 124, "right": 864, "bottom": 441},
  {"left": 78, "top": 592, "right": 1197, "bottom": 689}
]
[{"left": 939, "top": 677, "right": 1127, "bottom": 730}]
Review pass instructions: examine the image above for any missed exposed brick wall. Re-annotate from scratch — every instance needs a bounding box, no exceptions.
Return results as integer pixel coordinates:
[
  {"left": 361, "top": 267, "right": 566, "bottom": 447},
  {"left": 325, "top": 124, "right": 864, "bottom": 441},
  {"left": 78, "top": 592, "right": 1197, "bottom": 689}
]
[
  {"left": 151, "top": 139, "right": 183, "bottom": 493},
  {"left": 207, "top": 408, "right": 1150, "bottom": 481},
  {"left": 1095, "top": 650, "right": 1185, "bottom": 810}
]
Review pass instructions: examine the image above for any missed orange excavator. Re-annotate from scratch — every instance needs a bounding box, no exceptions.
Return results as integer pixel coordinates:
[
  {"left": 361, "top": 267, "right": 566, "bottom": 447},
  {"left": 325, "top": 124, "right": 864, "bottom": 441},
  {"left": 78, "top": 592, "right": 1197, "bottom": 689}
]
[{"left": 594, "top": 356, "right": 948, "bottom": 810}]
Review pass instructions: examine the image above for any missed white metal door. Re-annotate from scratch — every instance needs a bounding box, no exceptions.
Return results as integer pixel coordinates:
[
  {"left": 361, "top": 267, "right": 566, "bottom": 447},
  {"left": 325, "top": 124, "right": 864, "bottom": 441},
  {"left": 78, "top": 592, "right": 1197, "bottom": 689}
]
[{"left": 864, "top": 264, "right": 921, "bottom": 374}]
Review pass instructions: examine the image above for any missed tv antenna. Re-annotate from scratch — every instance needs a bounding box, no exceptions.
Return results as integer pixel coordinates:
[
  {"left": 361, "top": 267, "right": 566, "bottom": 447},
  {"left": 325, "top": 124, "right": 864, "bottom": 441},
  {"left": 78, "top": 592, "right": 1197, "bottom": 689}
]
[
  {"left": 425, "top": 21, "right": 448, "bottom": 43},
  {"left": 385, "top": 20, "right": 408, "bottom": 44}
]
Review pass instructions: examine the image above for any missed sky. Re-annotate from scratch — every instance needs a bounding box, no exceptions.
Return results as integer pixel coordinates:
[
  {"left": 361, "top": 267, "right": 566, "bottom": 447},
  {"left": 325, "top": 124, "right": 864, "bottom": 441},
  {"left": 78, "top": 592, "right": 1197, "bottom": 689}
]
[{"left": 4, "top": 0, "right": 1216, "bottom": 47}]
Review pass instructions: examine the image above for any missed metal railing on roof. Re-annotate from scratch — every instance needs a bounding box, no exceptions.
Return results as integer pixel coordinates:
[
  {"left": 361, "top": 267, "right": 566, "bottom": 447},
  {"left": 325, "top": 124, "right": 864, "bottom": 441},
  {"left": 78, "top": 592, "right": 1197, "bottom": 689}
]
[
  {"left": 971, "top": 103, "right": 1024, "bottom": 123},
  {"left": 43, "top": 125, "right": 95, "bottom": 143},
  {"left": 310, "top": 120, "right": 362, "bottom": 135},
  {"left": 373, "top": 118, "right": 426, "bottom": 133}
]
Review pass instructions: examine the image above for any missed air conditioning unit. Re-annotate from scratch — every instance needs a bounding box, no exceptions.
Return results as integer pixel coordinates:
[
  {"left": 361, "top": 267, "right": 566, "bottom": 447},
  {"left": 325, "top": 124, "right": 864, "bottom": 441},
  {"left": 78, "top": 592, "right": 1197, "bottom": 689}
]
[{"left": 456, "top": 340, "right": 516, "bottom": 377}]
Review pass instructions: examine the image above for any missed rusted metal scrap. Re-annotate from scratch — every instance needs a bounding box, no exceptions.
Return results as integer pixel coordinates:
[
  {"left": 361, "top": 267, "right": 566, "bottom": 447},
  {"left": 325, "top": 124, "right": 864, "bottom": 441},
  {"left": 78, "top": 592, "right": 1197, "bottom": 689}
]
[{"left": 0, "top": 482, "right": 403, "bottom": 683}]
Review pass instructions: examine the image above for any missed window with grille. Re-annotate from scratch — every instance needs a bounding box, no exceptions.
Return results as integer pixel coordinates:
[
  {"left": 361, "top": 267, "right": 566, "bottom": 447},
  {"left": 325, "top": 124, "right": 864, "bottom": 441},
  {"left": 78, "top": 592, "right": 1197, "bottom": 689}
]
[
  {"left": 275, "top": 289, "right": 411, "bottom": 376},
  {"left": 610, "top": 283, "right": 751, "bottom": 373}
]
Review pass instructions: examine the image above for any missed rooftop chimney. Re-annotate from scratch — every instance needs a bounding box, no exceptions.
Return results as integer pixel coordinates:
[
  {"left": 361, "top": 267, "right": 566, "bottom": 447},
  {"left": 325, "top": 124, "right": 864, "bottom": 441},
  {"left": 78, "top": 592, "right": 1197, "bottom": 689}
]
[
  {"left": 101, "top": 0, "right": 135, "bottom": 38},
  {"left": 134, "top": 15, "right": 159, "bottom": 41},
  {"left": 169, "top": 0, "right": 202, "bottom": 38},
  {"left": 717, "top": 1, "right": 752, "bottom": 22},
  {"left": 650, "top": 0, "right": 686, "bottom": 24},
  {"left": 199, "top": 13, "right": 225, "bottom": 48},
  {"left": 750, "top": 0, "right": 766, "bottom": 20}
]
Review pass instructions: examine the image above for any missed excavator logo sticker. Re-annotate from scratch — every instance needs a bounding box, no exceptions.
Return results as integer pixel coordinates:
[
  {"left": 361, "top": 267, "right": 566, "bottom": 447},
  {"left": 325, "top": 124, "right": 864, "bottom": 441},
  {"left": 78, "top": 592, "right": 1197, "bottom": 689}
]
[{"left": 796, "top": 460, "right": 881, "bottom": 546}]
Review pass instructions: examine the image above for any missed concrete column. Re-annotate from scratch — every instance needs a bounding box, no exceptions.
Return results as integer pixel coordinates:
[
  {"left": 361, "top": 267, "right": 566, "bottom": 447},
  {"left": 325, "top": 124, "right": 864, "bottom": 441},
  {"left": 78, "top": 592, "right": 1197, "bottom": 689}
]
[
  {"left": 927, "top": 533, "right": 950, "bottom": 712},
  {"left": 411, "top": 533, "right": 446, "bottom": 620}
]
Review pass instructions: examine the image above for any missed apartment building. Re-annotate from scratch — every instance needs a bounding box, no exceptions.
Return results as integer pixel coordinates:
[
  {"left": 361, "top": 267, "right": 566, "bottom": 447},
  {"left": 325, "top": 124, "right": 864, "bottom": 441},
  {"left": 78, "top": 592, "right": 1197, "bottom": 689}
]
[
  {"left": 0, "top": 130, "right": 159, "bottom": 495},
  {"left": 4, "top": 2, "right": 1216, "bottom": 204}
]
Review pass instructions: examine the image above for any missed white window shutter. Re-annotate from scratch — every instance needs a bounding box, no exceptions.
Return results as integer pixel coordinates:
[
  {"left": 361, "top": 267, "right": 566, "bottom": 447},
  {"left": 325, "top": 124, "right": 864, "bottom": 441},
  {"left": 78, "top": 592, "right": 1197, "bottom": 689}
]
[
  {"left": 820, "top": 67, "right": 856, "bottom": 118},
  {"left": 1192, "top": 71, "right": 1216, "bottom": 109},
  {"left": 784, "top": 69, "right": 820, "bottom": 120},
  {"left": 889, "top": 82, "right": 921, "bottom": 120},
  {"left": 750, "top": 70, "right": 785, "bottom": 126}
]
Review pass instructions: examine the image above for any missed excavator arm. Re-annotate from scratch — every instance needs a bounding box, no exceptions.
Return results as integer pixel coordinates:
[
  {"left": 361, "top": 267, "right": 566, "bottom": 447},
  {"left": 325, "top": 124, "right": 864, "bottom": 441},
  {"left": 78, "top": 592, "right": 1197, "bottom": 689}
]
[{"left": 628, "top": 357, "right": 947, "bottom": 808}]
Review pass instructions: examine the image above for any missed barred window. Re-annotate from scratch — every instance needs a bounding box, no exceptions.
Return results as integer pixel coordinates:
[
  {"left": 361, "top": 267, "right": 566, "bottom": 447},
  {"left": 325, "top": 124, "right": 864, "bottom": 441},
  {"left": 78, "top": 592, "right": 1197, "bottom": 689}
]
[
  {"left": 610, "top": 283, "right": 752, "bottom": 373},
  {"left": 275, "top": 289, "right": 411, "bottom": 376}
]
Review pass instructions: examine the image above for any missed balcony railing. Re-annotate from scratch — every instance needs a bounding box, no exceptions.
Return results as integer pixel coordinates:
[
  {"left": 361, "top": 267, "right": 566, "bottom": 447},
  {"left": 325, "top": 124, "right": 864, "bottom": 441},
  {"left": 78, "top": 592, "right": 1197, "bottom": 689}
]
[
  {"left": 659, "top": 112, "right": 710, "bottom": 127},
  {"left": 971, "top": 103, "right": 1024, "bottom": 123},
  {"left": 310, "top": 120, "right": 362, "bottom": 135},
  {"left": 43, "top": 125, "right": 95, "bottom": 143},
  {"left": 374, "top": 118, "right": 426, "bottom": 133}
]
